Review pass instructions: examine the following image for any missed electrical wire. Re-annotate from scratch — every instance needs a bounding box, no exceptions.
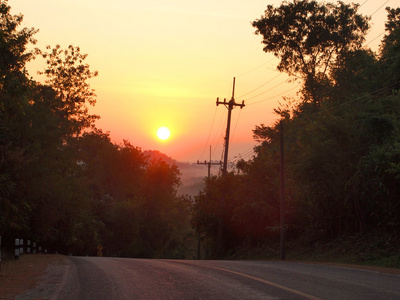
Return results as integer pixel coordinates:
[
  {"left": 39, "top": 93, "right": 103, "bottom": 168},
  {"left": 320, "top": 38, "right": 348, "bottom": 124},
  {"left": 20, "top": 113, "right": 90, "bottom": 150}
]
[
  {"left": 230, "top": 108, "right": 242, "bottom": 144},
  {"left": 359, "top": 0, "right": 368, "bottom": 8},
  {"left": 203, "top": 0, "right": 392, "bottom": 165},
  {"left": 245, "top": 78, "right": 293, "bottom": 102},
  {"left": 198, "top": 106, "right": 218, "bottom": 161},
  {"left": 239, "top": 147, "right": 255, "bottom": 160},
  {"left": 236, "top": 57, "right": 276, "bottom": 78},
  {"left": 246, "top": 84, "right": 301, "bottom": 106},
  {"left": 232, "top": 80, "right": 400, "bottom": 166},
  {"left": 365, "top": 31, "right": 386, "bottom": 46},
  {"left": 370, "top": 0, "right": 389, "bottom": 17},
  {"left": 211, "top": 113, "right": 227, "bottom": 158},
  {"left": 333, "top": 80, "right": 400, "bottom": 109},
  {"left": 237, "top": 73, "right": 282, "bottom": 99}
]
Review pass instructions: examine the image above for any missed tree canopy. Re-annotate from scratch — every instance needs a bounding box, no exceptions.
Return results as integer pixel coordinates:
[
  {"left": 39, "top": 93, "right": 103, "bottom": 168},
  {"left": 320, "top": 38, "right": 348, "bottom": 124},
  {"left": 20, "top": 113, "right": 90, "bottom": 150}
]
[
  {"left": 252, "top": 0, "right": 370, "bottom": 109},
  {"left": 192, "top": 2, "right": 400, "bottom": 261},
  {"left": 0, "top": 0, "right": 194, "bottom": 258}
]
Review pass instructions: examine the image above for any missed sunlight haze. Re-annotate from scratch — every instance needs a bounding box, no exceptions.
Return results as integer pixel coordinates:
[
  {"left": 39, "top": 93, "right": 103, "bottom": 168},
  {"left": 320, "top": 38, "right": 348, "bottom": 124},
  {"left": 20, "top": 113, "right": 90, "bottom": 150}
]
[{"left": 11, "top": 0, "right": 393, "bottom": 162}]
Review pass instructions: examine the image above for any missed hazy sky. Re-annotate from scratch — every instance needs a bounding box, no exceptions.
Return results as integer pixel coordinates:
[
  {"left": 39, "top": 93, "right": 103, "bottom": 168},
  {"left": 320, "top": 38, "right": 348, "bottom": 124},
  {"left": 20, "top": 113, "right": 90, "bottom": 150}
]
[{"left": 10, "top": 0, "right": 396, "bottom": 162}]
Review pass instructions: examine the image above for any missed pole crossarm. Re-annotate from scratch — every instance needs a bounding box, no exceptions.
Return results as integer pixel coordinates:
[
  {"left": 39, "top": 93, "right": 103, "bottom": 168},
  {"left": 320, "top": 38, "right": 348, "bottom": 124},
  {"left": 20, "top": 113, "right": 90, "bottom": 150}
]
[
  {"left": 197, "top": 160, "right": 222, "bottom": 167},
  {"left": 197, "top": 160, "right": 222, "bottom": 178},
  {"left": 216, "top": 98, "right": 245, "bottom": 109}
]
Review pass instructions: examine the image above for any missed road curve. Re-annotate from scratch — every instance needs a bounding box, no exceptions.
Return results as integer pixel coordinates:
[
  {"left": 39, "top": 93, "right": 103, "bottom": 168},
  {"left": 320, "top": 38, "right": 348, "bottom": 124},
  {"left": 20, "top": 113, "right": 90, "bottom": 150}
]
[{"left": 53, "top": 257, "right": 400, "bottom": 300}]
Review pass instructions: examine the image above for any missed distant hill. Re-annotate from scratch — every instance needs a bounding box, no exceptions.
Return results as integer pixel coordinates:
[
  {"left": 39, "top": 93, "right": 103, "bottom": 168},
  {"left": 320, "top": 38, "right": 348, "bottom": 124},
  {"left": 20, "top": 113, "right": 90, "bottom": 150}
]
[
  {"left": 143, "top": 150, "right": 216, "bottom": 196},
  {"left": 143, "top": 150, "right": 177, "bottom": 165}
]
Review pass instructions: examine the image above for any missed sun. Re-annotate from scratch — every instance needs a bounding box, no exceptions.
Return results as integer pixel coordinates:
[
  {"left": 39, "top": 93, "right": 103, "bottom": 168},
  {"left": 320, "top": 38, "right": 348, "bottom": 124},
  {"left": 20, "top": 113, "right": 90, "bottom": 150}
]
[{"left": 157, "top": 127, "right": 170, "bottom": 140}]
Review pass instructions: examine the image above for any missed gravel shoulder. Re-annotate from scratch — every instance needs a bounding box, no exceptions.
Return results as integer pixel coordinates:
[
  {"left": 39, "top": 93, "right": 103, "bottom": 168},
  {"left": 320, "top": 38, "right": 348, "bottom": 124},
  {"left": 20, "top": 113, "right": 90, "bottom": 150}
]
[{"left": 0, "top": 254, "right": 66, "bottom": 300}]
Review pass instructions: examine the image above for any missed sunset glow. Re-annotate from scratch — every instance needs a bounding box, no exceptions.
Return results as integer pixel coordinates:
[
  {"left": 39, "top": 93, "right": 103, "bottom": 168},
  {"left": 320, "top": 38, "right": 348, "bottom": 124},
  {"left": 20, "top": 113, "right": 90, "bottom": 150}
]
[{"left": 12, "top": 0, "right": 391, "bottom": 162}]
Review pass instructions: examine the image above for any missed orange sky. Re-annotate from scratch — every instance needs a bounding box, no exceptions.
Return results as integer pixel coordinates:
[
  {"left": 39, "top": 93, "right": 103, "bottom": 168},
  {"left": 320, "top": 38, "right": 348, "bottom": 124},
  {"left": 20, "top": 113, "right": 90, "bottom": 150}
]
[{"left": 11, "top": 0, "right": 394, "bottom": 162}]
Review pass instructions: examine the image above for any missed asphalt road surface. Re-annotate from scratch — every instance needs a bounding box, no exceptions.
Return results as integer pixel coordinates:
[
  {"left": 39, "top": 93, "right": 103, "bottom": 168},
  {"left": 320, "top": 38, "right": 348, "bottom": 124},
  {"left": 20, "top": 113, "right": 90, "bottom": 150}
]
[{"left": 53, "top": 257, "right": 400, "bottom": 300}]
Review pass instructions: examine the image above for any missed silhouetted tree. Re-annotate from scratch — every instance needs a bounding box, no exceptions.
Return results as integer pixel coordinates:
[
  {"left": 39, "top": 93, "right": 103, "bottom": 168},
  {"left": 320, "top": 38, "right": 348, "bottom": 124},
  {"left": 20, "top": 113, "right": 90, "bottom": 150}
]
[{"left": 252, "top": 0, "right": 369, "bottom": 109}]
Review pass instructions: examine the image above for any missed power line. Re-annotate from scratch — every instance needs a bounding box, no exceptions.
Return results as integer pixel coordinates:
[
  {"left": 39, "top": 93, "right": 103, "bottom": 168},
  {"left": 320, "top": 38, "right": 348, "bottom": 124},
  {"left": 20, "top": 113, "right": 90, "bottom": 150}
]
[
  {"left": 210, "top": 113, "right": 226, "bottom": 157},
  {"left": 198, "top": 106, "right": 218, "bottom": 161},
  {"left": 197, "top": 0, "right": 393, "bottom": 169},
  {"left": 238, "top": 149, "right": 255, "bottom": 161},
  {"left": 359, "top": 0, "right": 369, "bottom": 8},
  {"left": 247, "top": 84, "right": 301, "bottom": 106},
  {"left": 237, "top": 73, "right": 282, "bottom": 99},
  {"left": 370, "top": 0, "right": 389, "bottom": 17},
  {"left": 365, "top": 31, "right": 386, "bottom": 48},
  {"left": 201, "top": 0, "right": 390, "bottom": 161},
  {"left": 245, "top": 78, "right": 293, "bottom": 102},
  {"left": 230, "top": 108, "right": 242, "bottom": 145},
  {"left": 241, "top": 146, "right": 255, "bottom": 156},
  {"left": 333, "top": 80, "right": 400, "bottom": 109},
  {"left": 280, "top": 80, "right": 400, "bottom": 126},
  {"left": 230, "top": 80, "right": 400, "bottom": 165},
  {"left": 236, "top": 57, "right": 276, "bottom": 77},
  {"left": 230, "top": 146, "right": 256, "bottom": 164},
  {"left": 243, "top": 47, "right": 398, "bottom": 110}
]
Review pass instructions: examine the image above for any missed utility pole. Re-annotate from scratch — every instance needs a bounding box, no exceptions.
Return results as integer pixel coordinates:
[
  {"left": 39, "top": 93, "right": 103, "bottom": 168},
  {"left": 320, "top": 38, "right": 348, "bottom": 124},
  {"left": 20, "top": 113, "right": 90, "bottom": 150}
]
[
  {"left": 214, "top": 77, "right": 245, "bottom": 257},
  {"left": 216, "top": 77, "right": 245, "bottom": 175},
  {"left": 197, "top": 146, "right": 222, "bottom": 179},
  {"left": 280, "top": 120, "right": 286, "bottom": 260},
  {"left": 196, "top": 146, "right": 221, "bottom": 259}
]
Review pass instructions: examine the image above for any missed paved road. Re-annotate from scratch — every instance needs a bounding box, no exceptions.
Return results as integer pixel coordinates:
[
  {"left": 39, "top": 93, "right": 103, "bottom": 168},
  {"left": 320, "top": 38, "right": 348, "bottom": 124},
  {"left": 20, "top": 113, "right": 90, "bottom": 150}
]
[{"left": 54, "top": 257, "right": 400, "bottom": 299}]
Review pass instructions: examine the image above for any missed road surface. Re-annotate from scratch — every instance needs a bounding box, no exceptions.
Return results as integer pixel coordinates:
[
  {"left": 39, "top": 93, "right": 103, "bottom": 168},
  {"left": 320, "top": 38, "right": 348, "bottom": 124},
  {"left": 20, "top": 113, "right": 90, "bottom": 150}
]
[{"left": 50, "top": 257, "right": 400, "bottom": 299}]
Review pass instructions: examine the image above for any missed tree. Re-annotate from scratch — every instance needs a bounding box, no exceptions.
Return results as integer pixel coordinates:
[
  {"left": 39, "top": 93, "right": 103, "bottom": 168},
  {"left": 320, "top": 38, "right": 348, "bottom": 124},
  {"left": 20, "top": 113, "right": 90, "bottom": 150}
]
[
  {"left": 139, "top": 158, "right": 181, "bottom": 257},
  {"left": 0, "top": 0, "right": 38, "bottom": 239},
  {"left": 0, "top": 0, "right": 38, "bottom": 93},
  {"left": 252, "top": 0, "right": 369, "bottom": 109},
  {"left": 39, "top": 45, "right": 99, "bottom": 135},
  {"left": 380, "top": 7, "right": 400, "bottom": 89},
  {"left": 329, "top": 49, "right": 378, "bottom": 102},
  {"left": 0, "top": 0, "right": 197, "bottom": 258}
]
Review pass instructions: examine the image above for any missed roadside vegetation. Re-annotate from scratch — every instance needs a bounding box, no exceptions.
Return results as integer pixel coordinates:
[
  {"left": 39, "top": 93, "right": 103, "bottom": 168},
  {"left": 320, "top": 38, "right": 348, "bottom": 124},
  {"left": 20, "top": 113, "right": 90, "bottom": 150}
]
[
  {"left": 1, "top": 0, "right": 400, "bottom": 266},
  {"left": 0, "top": 0, "right": 194, "bottom": 258},
  {"left": 192, "top": 1, "right": 400, "bottom": 267}
]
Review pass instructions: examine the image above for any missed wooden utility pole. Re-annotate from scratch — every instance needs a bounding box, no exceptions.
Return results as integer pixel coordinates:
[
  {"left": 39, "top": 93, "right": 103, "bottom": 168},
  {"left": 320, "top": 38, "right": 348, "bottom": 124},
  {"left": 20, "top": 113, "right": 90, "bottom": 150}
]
[
  {"left": 214, "top": 77, "right": 245, "bottom": 257},
  {"left": 196, "top": 146, "right": 221, "bottom": 259},
  {"left": 197, "top": 146, "right": 222, "bottom": 179},
  {"left": 216, "top": 77, "right": 245, "bottom": 175},
  {"left": 280, "top": 120, "right": 286, "bottom": 260}
]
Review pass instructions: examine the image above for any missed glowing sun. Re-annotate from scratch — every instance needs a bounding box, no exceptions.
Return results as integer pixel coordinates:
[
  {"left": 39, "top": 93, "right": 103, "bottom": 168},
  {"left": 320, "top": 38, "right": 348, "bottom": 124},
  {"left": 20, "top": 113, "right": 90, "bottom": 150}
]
[{"left": 157, "top": 127, "right": 170, "bottom": 140}]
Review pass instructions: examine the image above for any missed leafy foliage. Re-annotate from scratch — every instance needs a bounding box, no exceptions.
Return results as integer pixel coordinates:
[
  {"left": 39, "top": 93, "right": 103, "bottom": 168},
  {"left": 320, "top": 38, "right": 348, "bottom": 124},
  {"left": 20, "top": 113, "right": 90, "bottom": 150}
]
[
  {"left": 193, "top": 2, "right": 400, "bottom": 258},
  {"left": 0, "top": 0, "right": 194, "bottom": 258},
  {"left": 252, "top": 0, "right": 370, "bottom": 108},
  {"left": 39, "top": 45, "right": 100, "bottom": 135}
]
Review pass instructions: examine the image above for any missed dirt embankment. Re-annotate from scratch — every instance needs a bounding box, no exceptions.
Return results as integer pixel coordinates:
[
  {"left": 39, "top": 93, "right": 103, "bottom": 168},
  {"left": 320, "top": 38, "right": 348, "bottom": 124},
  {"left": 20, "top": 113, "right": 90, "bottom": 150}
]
[{"left": 0, "top": 254, "right": 66, "bottom": 300}]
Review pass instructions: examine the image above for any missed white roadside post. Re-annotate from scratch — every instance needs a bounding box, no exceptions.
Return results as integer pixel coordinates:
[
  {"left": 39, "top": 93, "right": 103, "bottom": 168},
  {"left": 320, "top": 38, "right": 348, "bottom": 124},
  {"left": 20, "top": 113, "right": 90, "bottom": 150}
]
[
  {"left": 19, "top": 239, "right": 23, "bottom": 255},
  {"left": 27, "top": 240, "right": 31, "bottom": 254},
  {"left": 15, "top": 238, "right": 20, "bottom": 260}
]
